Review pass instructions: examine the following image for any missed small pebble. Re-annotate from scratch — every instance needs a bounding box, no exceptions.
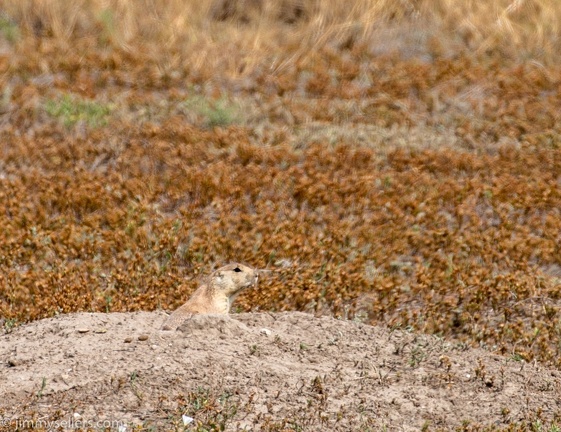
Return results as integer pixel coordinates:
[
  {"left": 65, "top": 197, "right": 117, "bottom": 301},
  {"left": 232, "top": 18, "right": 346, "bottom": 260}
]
[
  {"left": 138, "top": 334, "right": 149, "bottom": 341},
  {"left": 77, "top": 328, "right": 89, "bottom": 333},
  {"left": 124, "top": 337, "right": 133, "bottom": 343}
]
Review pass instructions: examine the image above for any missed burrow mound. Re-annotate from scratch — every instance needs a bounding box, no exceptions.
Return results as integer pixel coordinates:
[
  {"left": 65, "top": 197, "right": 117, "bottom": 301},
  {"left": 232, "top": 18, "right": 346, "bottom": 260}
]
[{"left": 1, "top": 312, "right": 560, "bottom": 430}]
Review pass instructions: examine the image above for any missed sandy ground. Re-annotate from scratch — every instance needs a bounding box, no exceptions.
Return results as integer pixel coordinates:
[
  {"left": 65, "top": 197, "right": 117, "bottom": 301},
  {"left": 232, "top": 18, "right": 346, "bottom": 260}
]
[{"left": 1, "top": 312, "right": 560, "bottom": 431}]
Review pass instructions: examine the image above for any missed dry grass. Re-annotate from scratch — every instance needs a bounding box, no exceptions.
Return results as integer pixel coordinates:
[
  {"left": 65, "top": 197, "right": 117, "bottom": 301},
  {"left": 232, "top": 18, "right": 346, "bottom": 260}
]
[
  {"left": 2, "top": 0, "right": 561, "bottom": 79},
  {"left": 1, "top": 0, "right": 561, "bottom": 430}
]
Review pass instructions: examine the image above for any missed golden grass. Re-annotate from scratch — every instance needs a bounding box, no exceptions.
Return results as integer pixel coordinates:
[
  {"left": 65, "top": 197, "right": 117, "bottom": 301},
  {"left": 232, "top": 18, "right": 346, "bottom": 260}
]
[
  {"left": 1, "top": 0, "right": 561, "bottom": 370},
  {"left": 2, "top": 0, "right": 561, "bottom": 80}
]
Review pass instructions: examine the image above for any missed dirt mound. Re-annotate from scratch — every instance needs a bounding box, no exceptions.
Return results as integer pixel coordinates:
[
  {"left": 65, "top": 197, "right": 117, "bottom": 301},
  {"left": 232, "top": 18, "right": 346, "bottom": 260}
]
[{"left": 1, "top": 312, "right": 559, "bottom": 431}]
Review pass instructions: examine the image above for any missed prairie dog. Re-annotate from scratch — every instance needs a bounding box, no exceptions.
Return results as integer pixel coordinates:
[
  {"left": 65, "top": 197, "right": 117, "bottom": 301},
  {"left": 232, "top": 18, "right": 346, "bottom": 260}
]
[{"left": 161, "top": 263, "right": 259, "bottom": 330}]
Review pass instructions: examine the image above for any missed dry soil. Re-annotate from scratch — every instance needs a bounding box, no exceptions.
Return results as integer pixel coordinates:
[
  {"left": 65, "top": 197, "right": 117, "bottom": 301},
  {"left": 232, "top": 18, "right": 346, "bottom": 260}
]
[{"left": 1, "top": 312, "right": 560, "bottom": 431}]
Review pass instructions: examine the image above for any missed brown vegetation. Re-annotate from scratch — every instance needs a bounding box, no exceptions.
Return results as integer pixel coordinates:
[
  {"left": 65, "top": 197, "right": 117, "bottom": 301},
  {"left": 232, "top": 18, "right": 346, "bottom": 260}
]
[{"left": 1, "top": 0, "right": 561, "bottom": 429}]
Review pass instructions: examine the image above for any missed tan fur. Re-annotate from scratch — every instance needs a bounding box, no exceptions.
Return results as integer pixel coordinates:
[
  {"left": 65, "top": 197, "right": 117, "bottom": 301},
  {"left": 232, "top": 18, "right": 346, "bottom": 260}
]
[{"left": 161, "top": 263, "right": 259, "bottom": 330}]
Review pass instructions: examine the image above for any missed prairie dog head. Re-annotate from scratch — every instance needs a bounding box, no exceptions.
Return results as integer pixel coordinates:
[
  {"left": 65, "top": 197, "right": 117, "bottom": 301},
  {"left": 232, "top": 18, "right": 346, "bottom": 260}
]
[{"left": 210, "top": 263, "right": 258, "bottom": 297}]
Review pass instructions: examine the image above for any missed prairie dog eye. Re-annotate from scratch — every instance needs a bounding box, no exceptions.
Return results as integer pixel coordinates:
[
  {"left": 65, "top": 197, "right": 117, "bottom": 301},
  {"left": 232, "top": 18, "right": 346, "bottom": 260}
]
[{"left": 233, "top": 267, "right": 242, "bottom": 272}]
